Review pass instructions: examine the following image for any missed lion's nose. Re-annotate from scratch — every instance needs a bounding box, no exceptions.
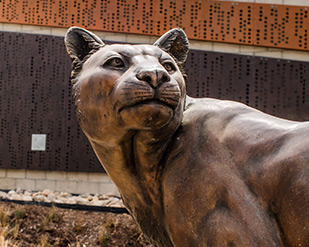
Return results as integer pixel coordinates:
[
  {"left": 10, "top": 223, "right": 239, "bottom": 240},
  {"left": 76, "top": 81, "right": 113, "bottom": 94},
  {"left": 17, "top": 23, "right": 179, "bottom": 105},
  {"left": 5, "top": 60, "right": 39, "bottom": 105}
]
[{"left": 136, "top": 68, "right": 170, "bottom": 88}]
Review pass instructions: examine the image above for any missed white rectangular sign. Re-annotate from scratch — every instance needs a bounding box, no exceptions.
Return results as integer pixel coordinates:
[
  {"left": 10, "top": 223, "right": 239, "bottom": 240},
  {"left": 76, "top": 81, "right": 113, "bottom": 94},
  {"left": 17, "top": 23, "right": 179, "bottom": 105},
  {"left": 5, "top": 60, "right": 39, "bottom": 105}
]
[{"left": 31, "top": 134, "right": 47, "bottom": 151}]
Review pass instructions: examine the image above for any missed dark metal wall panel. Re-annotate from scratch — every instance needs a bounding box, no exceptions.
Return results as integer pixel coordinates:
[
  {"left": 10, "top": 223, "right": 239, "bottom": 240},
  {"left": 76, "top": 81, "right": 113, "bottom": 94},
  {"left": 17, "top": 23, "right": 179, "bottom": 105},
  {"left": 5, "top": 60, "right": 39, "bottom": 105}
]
[
  {"left": 0, "top": 31, "right": 104, "bottom": 172},
  {"left": 0, "top": 0, "right": 308, "bottom": 50},
  {"left": 0, "top": 31, "right": 308, "bottom": 171},
  {"left": 184, "top": 51, "right": 309, "bottom": 121}
]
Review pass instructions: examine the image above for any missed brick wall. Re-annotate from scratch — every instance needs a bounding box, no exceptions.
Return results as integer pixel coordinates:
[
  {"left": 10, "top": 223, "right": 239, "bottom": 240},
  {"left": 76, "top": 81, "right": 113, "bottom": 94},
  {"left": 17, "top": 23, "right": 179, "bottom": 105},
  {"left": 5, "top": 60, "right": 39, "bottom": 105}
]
[{"left": 0, "top": 169, "right": 119, "bottom": 195}]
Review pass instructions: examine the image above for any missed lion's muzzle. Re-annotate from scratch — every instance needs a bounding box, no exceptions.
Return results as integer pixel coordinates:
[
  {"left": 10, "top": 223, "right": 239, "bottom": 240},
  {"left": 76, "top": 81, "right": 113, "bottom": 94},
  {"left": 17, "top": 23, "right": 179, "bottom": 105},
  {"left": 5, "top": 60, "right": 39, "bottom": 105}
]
[{"left": 136, "top": 67, "right": 170, "bottom": 89}]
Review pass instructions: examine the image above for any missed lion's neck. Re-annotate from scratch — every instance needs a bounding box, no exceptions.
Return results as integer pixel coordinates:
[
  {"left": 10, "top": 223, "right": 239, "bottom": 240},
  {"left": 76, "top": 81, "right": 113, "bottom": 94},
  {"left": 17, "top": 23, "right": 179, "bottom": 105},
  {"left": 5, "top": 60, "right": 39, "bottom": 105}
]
[
  {"left": 90, "top": 129, "right": 173, "bottom": 209},
  {"left": 90, "top": 130, "right": 175, "bottom": 247}
]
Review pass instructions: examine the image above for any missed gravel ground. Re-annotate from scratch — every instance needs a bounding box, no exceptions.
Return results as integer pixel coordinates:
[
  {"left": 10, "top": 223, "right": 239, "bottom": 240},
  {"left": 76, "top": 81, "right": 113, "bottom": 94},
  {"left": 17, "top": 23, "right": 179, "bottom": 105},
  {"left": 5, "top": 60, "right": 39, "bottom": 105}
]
[{"left": 0, "top": 189, "right": 124, "bottom": 208}]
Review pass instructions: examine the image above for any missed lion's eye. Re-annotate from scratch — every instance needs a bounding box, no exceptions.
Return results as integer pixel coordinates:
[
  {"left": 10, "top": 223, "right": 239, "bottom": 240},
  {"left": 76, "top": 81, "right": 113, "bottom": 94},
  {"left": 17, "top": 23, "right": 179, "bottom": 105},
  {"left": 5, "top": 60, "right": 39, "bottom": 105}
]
[
  {"left": 104, "top": 57, "right": 125, "bottom": 69},
  {"left": 163, "top": 62, "right": 176, "bottom": 73}
]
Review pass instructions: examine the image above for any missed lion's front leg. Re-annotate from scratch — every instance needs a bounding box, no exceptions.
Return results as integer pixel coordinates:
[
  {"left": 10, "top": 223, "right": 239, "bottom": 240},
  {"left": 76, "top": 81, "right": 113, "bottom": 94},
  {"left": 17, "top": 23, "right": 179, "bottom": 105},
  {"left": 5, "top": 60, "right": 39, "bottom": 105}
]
[
  {"left": 163, "top": 167, "right": 284, "bottom": 247},
  {"left": 274, "top": 167, "right": 309, "bottom": 247},
  {"left": 199, "top": 207, "right": 284, "bottom": 247},
  {"left": 165, "top": 204, "right": 284, "bottom": 247}
]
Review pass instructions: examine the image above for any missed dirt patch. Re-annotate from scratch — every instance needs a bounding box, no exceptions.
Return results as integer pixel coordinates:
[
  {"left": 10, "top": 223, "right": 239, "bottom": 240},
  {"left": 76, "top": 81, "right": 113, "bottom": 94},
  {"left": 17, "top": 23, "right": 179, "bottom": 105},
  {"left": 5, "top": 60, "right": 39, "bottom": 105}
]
[{"left": 0, "top": 202, "right": 152, "bottom": 247}]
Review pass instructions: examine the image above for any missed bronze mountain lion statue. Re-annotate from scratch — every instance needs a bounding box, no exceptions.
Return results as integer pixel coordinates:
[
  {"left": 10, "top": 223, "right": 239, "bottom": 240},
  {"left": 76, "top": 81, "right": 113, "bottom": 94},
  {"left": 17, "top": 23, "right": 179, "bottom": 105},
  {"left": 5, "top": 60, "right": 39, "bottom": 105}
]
[{"left": 65, "top": 27, "right": 309, "bottom": 247}]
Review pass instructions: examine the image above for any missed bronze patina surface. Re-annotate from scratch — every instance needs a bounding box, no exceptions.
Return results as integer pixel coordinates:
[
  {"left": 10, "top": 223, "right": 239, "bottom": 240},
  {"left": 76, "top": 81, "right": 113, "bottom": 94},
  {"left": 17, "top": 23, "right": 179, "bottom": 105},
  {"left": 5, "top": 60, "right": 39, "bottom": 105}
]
[{"left": 65, "top": 27, "right": 309, "bottom": 247}]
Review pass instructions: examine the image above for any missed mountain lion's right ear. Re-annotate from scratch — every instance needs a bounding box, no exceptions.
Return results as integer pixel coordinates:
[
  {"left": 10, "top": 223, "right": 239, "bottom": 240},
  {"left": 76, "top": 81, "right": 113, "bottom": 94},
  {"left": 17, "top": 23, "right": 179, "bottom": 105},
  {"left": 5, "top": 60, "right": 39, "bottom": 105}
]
[{"left": 65, "top": 27, "right": 105, "bottom": 82}]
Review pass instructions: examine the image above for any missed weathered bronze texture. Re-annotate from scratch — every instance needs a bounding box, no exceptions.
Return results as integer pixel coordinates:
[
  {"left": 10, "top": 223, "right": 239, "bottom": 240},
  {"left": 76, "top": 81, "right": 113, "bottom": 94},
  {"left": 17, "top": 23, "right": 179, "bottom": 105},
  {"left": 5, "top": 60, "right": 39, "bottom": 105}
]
[
  {"left": 65, "top": 27, "right": 309, "bottom": 247},
  {"left": 0, "top": 0, "right": 308, "bottom": 50}
]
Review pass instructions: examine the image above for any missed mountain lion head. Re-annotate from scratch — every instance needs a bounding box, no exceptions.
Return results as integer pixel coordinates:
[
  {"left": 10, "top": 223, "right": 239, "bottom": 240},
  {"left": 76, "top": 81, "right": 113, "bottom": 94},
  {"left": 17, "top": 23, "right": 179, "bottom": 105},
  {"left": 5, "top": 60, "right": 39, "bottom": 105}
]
[{"left": 65, "top": 27, "right": 189, "bottom": 144}]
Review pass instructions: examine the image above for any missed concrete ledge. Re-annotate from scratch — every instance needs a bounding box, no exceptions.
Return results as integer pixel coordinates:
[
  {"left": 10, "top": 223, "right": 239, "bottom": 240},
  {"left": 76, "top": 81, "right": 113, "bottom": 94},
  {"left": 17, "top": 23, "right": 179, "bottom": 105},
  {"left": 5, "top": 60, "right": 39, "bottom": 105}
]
[
  {"left": 0, "top": 170, "right": 7, "bottom": 177},
  {"left": 213, "top": 43, "right": 240, "bottom": 53},
  {"left": 56, "top": 181, "right": 78, "bottom": 193},
  {"left": 99, "top": 183, "right": 119, "bottom": 195},
  {"left": 67, "top": 172, "right": 88, "bottom": 182},
  {"left": 88, "top": 173, "right": 111, "bottom": 183},
  {"left": 16, "top": 179, "right": 36, "bottom": 191},
  {"left": 26, "top": 170, "right": 46, "bottom": 179},
  {"left": 7, "top": 169, "right": 26, "bottom": 179},
  {"left": 0, "top": 169, "right": 118, "bottom": 196},
  {"left": 36, "top": 179, "right": 56, "bottom": 191},
  {"left": 0, "top": 178, "right": 16, "bottom": 190},
  {"left": 46, "top": 171, "right": 66, "bottom": 181},
  {"left": 76, "top": 181, "right": 99, "bottom": 194}
]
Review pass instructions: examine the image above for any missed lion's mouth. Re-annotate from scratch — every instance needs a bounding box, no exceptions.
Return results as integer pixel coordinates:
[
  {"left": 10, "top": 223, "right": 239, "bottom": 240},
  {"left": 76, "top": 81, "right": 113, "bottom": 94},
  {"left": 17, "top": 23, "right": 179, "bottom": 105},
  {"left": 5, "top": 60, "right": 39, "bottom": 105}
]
[{"left": 118, "top": 99, "right": 178, "bottom": 113}]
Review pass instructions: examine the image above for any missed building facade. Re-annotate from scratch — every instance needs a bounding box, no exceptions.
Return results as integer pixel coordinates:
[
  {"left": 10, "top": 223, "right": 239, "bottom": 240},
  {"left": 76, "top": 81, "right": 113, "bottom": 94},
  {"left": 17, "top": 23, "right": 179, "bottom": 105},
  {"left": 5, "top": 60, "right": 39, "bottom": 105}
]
[{"left": 0, "top": 0, "right": 308, "bottom": 194}]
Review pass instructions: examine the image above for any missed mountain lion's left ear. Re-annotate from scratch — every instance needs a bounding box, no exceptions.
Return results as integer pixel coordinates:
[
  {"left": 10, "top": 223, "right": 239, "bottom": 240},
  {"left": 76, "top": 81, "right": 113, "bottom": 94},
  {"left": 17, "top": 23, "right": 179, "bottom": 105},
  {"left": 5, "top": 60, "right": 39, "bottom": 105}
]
[
  {"left": 65, "top": 27, "right": 105, "bottom": 83},
  {"left": 65, "top": 27, "right": 105, "bottom": 64},
  {"left": 154, "top": 28, "right": 189, "bottom": 65}
]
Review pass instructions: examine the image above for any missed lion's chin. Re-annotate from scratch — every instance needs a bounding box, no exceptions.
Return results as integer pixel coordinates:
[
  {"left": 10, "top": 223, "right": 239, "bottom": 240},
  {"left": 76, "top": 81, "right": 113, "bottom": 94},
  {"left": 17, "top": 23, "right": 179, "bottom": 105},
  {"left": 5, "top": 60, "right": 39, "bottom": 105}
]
[{"left": 119, "top": 102, "right": 174, "bottom": 130}]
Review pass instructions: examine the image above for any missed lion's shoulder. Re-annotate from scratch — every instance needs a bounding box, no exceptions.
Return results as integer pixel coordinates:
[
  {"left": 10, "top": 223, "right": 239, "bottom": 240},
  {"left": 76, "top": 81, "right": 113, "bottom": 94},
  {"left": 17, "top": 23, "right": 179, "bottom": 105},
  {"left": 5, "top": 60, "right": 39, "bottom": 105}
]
[
  {"left": 182, "top": 96, "right": 308, "bottom": 146},
  {"left": 183, "top": 96, "right": 252, "bottom": 127}
]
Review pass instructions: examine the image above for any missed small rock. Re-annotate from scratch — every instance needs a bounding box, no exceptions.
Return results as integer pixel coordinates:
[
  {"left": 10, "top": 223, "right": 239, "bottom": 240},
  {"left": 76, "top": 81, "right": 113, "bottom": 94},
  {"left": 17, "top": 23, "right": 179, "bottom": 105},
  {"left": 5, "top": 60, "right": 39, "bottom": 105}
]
[
  {"left": 0, "top": 191, "right": 8, "bottom": 199},
  {"left": 106, "top": 197, "right": 119, "bottom": 206},
  {"left": 92, "top": 196, "right": 99, "bottom": 201},
  {"left": 23, "top": 195, "right": 33, "bottom": 202},
  {"left": 98, "top": 194, "right": 108, "bottom": 200},
  {"left": 53, "top": 199, "right": 64, "bottom": 204},
  {"left": 74, "top": 197, "right": 89, "bottom": 205},
  {"left": 54, "top": 191, "right": 61, "bottom": 196},
  {"left": 8, "top": 190, "right": 16, "bottom": 196},
  {"left": 16, "top": 188, "right": 24, "bottom": 194},
  {"left": 60, "top": 192, "right": 71, "bottom": 198},
  {"left": 33, "top": 195, "right": 46, "bottom": 202},
  {"left": 106, "top": 192, "right": 117, "bottom": 197},
  {"left": 42, "top": 189, "right": 53, "bottom": 196},
  {"left": 92, "top": 200, "right": 107, "bottom": 207},
  {"left": 11, "top": 195, "right": 23, "bottom": 201},
  {"left": 65, "top": 198, "right": 76, "bottom": 204},
  {"left": 81, "top": 193, "right": 90, "bottom": 198},
  {"left": 24, "top": 190, "right": 32, "bottom": 196},
  {"left": 47, "top": 193, "right": 57, "bottom": 202},
  {"left": 112, "top": 201, "right": 123, "bottom": 208}
]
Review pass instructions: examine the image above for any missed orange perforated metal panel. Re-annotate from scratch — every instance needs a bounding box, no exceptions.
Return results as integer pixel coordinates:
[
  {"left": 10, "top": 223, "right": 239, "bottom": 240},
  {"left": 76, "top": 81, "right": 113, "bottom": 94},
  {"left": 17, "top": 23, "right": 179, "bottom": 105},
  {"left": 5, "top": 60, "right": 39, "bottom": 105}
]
[
  {"left": 199, "top": 2, "right": 255, "bottom": 44},
  {"left": 0, "top": 0, "right": 308, "bottom": 50},
  {"left": 253, "top": 4, "right": 308, "bottom": 50}
]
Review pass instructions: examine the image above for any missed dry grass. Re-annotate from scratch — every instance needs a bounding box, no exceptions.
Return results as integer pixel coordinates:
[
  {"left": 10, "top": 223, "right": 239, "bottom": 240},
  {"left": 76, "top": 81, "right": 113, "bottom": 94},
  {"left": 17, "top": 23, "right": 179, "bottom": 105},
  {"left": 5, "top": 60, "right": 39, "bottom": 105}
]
[
  {"left": 0, "top": 202, "right": 151, "bottom": 247},
  {"left": 73, "top": 219, "right": 85, "bottom": 233},
  {"left": 39, "top": 206, "right": 59, "bottom": 232},
  {"left": 0, "top": 205, "right": 56, "bottom": 247},
  {"left": 96, "top": 227, "right": 109, "bottom": 247},
  {"left": 0, "top": 236, "right": 19, "bottom": 247},
  {"left": 39, "top": 234, "right": 49, "bottom": 247},
  {"left": 0, "top": 205, "right": 70, "bottom": 247},
  {"left": 96, "top": 218, "right": 116, "bottom": 247},
  {"left": 0, "top": 206, "right": 23, "bottom": 247}
]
